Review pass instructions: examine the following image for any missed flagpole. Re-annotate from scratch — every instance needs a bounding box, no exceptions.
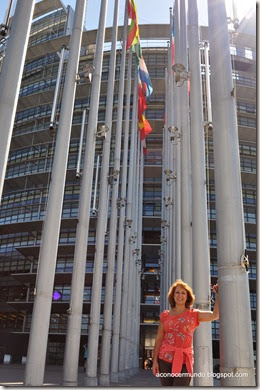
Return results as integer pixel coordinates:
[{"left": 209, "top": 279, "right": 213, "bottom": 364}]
[
  {"left": 110, "top": 46, "right": 132, "bottom": 382},
  {"left": 87, "top": 0, "right": 119, "bottom": 385},
  {"left": 129, "top": 131, "right": 140, "bottom": 375},
  {"left": 163, "top": 66, "right": 170, "bottom": 307},
  {"left": 125, "top": 72, "right": 139, "bottom": 378},
  {"left": 118, "top": 68, "right": 138, "bottom": 380},
  {"left": 167, "top": 45, "right": 173, "bottom": 291},
  {"left": 135, "top": 140, "right": 143, "bottom": 373},
  {"left": 208, "top": 0, "right": 255, "bottom": 385},
  {"left": 62, "top": 0, "right": 108, "bottom": 386},
  {"left": 169, "top": 8, "right": 176, "bottom": 285},
  {"left": 179, "top": 0, "right": 192, "bottom": 286},
  {"left": 168, "top": 9, "right": 176, "bottom": 285},
  {"left": 24, "top": 0, "right": 86, "bottom": 385},
  {"left": 204, "top": 42, "right": 212, "bottom": 127},
  {"left": 160, "top": 120, "right": 167, "bottom": 312},
  {"left": 71, "top": 0, "right": 109, "bottom": 386},
  {"left": 0, "top": 0, "right": 35, "bottom": 202},
  {"left": 98, "top": 0, "right": 123, "bottom": 384},
  {"left": 188, "top": 0, "right": 213, "bottom": 384},
  {"left": 173, "top": 0, "right": 181, "bottom": 280}
]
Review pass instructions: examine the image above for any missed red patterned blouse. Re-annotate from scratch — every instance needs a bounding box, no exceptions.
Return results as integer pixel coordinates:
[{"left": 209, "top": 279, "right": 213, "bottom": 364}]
[{"left": 158, "top": 309, "right": 200, "bottom": 375}]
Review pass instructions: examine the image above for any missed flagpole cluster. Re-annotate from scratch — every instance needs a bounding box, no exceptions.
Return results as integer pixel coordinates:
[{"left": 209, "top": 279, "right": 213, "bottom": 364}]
[{"left": 5, "top": 0, "right": 254, "bottom": 386}]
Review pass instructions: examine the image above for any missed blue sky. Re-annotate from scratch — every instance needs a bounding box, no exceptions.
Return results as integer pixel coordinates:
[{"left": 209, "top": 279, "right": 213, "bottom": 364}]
[{"left": 0, "top": 0, "right": 256, "bottom": 30}]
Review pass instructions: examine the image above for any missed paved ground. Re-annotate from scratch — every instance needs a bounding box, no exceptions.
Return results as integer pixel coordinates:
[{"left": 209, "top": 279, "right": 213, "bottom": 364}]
[{"left": 0, "top": 364, "right": 160, "bottom": 387}]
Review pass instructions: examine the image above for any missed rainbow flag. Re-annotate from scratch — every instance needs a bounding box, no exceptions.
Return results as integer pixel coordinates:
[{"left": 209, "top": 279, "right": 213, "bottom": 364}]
[{"left": 127, "top": 0, "right": 153, "bottom": 146}]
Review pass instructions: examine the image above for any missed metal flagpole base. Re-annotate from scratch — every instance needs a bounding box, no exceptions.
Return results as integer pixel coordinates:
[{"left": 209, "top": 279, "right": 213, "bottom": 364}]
[
  {"left": 118, "top": 370, "right": 126, "bottom": 380},
  {"left": 85, "top": 376, "right": 98, "bottom": 386},
  {"left": 220, "top": 367, "right": 255, "bottom": 386},
  {"left": 125, "top": 368, "right": 131, "bottom": 378},
  {"left": 99, "top": 373, "right": 110, "bottom": 386},
  {"left": 110, "top": 371, "right": 119, "bottom": 382},
  {"left": 62, "top": 380, "right": 78, "bottom": 387}
]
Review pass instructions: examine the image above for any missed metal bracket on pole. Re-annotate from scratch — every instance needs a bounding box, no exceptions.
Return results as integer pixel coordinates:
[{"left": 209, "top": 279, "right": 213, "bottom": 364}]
[
  {"left": 158, "top": 249, "right": 165, "bottom": 258},
  {"left": 91, "top": 208, "right": 98, "bottom": 216},
  {"left": 241, "top": 253, "right": 249, "bottom": 271},
  {"left": 0, "top": 24, "right": 9, "bottom": 37},
  {"left": 227, "top": 16, "right": 239, "bottom": 31},
  {"left": 158, "top": 257, "right": 164, "bottom": 266},
  {"left": 172, "top": 63, "right": 189, "bottom": 86},
  {"left": 95, "top": 124, "right": 109, "bottom": 140},
  {"left": 161, "top": 220, "right": 170, "bottom": 229},
  {"left": 125, "top": 219, "right": 132, "bottom": 228},
  {"left": 117, "top": 197, "right": 126, "bottom": 208},
  {"left": 129, "top": 232, "right": 137, "bottom": 244},
  {"left": 163, "top": 196, "right": 174, "bottom": 207},
  {"left": 164, "top": 170, "right": 176, "bottom": 185},
  {"left": 168, "top": 125, "right": 182, "bottom": 143},
  {"left": 160, "top": 236, "right": 167, "bottom": 244},
  {"left": 82, "top": 64, "right": 95, "bottom": 83},
  {"left": 204, "top": 121, "right": 213, "bottom": 134},
  {"left": 133, "top": 248, "right": 140, "bottom": 262},
  {"left": 108, "top": 169, "right": 120, "bottom": 184}
]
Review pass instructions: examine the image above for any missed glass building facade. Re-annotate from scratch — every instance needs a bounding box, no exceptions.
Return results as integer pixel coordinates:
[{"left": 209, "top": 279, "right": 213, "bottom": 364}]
[{"left": 0, "top": 0, "right": 256, "bottom": 367}]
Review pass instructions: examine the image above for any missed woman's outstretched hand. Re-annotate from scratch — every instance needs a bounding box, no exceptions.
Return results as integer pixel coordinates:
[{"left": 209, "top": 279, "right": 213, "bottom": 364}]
[
  {"left": 152, "top": 360, "right": 159, "bottom": 376},
  {"left": 212, "top": 283, "right": 218, "bottom": 295}
]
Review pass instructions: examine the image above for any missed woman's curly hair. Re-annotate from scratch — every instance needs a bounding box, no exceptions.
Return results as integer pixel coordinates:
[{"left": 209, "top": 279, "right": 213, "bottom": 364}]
[{"left": 168, "top": 279, "right": 195, "bottom": 308}]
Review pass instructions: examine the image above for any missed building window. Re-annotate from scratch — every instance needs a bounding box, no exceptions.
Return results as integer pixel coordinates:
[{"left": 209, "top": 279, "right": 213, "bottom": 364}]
[
  {"left": 252, "top": 321, "right": 256, "bottom": 340},
  {"left": 250, "top": 292, "right": 256, "bottom": 309},
  {"left": 246, "top": 234, "right": 256, "bottom": 250},
  {"left": 243, "top": 206, "right": 256, "bottom": 223},
  {"left": 210, "top": 260, "right": 218, "bottom": 276},
  {"left": 248, "top": 264, "right": 256, "bottom": 279},
  {"left": 211, "top": 320, "right": 219, "bottom": 339}
]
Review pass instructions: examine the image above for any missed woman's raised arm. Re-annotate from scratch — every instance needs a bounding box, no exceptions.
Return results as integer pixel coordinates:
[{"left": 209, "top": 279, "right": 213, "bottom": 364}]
[{"left": 197, "top": 284, "right": 219, "bottom": 322}]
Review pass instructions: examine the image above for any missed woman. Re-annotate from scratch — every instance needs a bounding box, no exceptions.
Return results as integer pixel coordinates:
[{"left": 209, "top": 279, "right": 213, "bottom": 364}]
[{"left": 152, "top": 279, "right": 219, "bottom": 386}]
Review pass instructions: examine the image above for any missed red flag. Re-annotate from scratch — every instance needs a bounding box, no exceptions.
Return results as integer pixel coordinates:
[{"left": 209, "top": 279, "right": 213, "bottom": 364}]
[
  {"left": 172, "top": 39, "right": 175, "bottom": 66},
  {"left": 138, "top": 74, "right": 152, "bottom": 141},
  {"left": 139, "top": 115, "right": 152, "bottom": 141}
]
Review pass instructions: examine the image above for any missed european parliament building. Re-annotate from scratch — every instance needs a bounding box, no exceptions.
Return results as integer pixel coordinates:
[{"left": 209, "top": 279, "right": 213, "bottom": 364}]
[{"left": 0, "top": 0, "right": 256, "bottom": 371}]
